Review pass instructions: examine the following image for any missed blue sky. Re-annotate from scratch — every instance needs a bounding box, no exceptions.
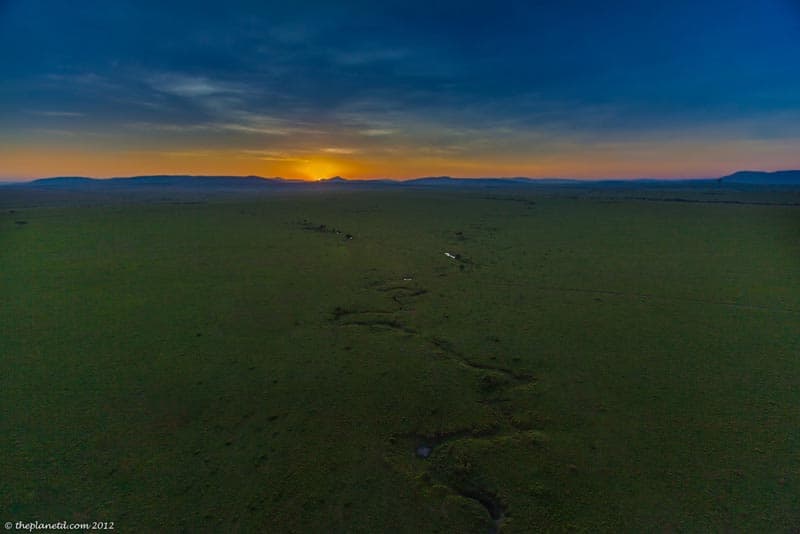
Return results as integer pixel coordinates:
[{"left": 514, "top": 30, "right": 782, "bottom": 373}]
[{"left": 1, "top": 0, "right": 799, "bottom": 179}]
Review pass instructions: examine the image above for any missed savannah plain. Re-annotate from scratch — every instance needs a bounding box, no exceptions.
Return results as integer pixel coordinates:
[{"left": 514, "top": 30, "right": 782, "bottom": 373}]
[{"left": 2, "top": 186, "right": 799, "bottom": 532}]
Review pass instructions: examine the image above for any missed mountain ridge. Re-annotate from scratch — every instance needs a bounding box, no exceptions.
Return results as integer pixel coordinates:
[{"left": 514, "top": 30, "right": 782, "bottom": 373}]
[
  {"left": 719, "top": 170, "right": 800, "bottom": 185},
  {"left": 7, "top": 170, "right": 800, "bottom": 189}
]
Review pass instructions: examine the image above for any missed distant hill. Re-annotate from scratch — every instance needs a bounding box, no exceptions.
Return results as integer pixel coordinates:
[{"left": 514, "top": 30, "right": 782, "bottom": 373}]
[
  {"left": 29, "top": 176, "right": 98, "bottom": 187},
  {"left": 17, "top": 175, "right": 609, "bottom": 189},
  {"left": 9, "top": 170, "right": 800, "bottom": 190},
  {"left": 401, "top": 176, "right": 587, "bottom": 187},
  {"left": 28, "top": 175, "right": 288, "bottom": 189},
  {"left": 720, "top": 170, "right": 800, "bottom": 185}
]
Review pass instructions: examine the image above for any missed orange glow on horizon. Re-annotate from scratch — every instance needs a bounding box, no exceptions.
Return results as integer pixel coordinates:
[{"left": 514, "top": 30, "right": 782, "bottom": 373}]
[
  {"left": 1, "top": 140, "right": 799, "bottom": 181},
  {"left": 297, "top": 159, "right": 348, "bottom": 181}
]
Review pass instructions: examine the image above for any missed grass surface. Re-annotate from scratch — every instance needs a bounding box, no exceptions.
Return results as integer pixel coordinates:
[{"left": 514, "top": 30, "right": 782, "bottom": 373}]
[{"left": 2, "top": 189, "right": 799, "bottom": 532}]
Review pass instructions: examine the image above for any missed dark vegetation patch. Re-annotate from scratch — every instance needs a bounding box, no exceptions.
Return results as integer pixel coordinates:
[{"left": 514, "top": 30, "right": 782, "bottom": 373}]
[
  {"left": 538, "top": 286, "right": 800, "bottom": 314},
  {"left": 607, "top": 195, "right": 800, "bottom": 207},
  {"left": 373, "top": 285, "right": 429, "bottom": 306},
  {"left": 331, "top": 306, "right": 395, "bottom": 320},
  {"left": 443, "top": 251, "right": 476, "bottom": 272},
  {"left": 334, "top": 274, "right": 539, "bottom": 529},
  {"left": 299, "top": 219, "right": 353, "bottom": 240},
  {"left": 481, "top": 195, "right": 537, "bottom": 207},
  {"left": 339, "top": 318, "right": 416, "bottom": 334},
  {"left": 428, "top": 337, "right": 533, "bottom": 382}
]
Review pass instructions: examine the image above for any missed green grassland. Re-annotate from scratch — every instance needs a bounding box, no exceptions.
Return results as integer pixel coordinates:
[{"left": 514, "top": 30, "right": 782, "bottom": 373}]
[{"left": 2, "top": 188, "right": 799, "bottom": 532}]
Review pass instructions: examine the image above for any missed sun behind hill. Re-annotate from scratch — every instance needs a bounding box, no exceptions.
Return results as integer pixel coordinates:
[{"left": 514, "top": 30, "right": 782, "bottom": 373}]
[{"left": 299, "top": 160, "right": 345, "bottom": 181}]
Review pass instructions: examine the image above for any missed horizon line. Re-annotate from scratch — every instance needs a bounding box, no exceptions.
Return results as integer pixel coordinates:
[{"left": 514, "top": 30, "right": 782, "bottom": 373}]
[{"left": 4, "top": 169, "right": 798, "bottom": 184}]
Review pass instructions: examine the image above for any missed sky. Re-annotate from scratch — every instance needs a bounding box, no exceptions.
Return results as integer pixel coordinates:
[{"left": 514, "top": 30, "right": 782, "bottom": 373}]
[{"left": 1, "top": 0, "right": 800, "bottom": 181}]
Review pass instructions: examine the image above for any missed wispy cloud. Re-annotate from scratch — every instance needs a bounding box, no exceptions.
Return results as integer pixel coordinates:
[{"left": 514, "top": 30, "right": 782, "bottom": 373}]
[
  {"left": 160, "top": 151, "right": 212, "bottom": 158},
  {"left": 45, "top": 72, "right": 112, "bottom": 87},
  {"left": 127, "top": 109, "right": 321, "bottom": 137},
  {"left": 126, "top": 122, "right": 212, "bottom": 133},
  {"left": 321, "top": 147, "right": 358, "bottom": 154},
  {"left": 220, "top": 110, "right": 324, "bottom": 136},
  {"left": 219, "top": 123, "right": 295, "bottom": 136},
  {"left": 359, "top": 128, "right": 395, "bottom": 136},
  {"left": 28, "top": 110, "right": 85, "bottom": 117},
  {"left": 26, "top": 128, "right": 84, "bottom": 137},
  {"left": 238, "top": 150, "right": 308, "bottom": 162},
  {"left": 148, "top": 74, "right": 249, "bottom": 98}
]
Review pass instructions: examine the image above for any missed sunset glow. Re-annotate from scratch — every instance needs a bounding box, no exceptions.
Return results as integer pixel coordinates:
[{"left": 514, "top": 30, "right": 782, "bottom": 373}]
[{"left": 1, "top": 1, "right": 799, "bottom": 180}]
